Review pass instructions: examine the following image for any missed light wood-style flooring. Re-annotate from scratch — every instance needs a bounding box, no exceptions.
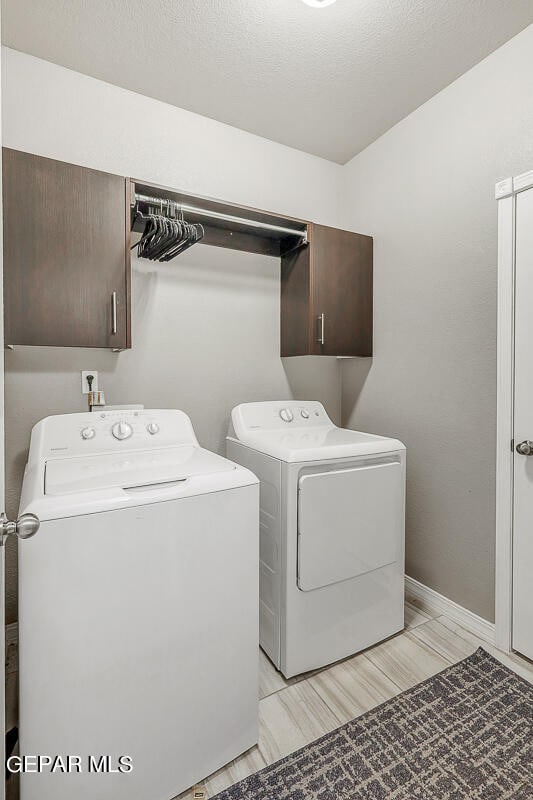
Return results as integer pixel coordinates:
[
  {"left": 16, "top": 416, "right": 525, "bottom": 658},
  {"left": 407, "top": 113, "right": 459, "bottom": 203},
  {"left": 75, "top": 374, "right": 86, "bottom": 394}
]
[{"left": 179, "top": 600, "right": 533, "bottom": 799}]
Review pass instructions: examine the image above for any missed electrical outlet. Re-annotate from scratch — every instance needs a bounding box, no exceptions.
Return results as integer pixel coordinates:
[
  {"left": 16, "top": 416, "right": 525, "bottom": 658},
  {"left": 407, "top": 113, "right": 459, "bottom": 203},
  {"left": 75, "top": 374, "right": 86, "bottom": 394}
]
[{"left": 81, "top": 370, "right": 98, "bottom": 395}]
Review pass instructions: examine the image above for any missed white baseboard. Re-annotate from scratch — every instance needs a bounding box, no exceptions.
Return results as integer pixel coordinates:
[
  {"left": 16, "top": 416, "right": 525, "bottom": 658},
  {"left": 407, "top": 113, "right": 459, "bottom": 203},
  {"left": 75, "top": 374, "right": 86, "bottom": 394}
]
[{"left": 405, "top": 576, "right": 496, "bottom": 646}]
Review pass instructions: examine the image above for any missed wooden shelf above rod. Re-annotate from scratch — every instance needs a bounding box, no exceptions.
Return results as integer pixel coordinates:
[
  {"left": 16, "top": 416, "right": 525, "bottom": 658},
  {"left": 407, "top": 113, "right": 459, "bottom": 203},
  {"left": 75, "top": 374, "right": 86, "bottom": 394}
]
[{"left": 131, "top": 180, "right": 308, "bottom": 258}]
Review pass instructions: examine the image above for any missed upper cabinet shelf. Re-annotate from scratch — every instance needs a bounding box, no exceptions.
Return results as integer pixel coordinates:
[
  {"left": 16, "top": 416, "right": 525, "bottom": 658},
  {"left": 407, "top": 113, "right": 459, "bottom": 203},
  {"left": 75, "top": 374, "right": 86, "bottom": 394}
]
[{"left": 2, "top": 148, "right": 131, "bottom": 349}]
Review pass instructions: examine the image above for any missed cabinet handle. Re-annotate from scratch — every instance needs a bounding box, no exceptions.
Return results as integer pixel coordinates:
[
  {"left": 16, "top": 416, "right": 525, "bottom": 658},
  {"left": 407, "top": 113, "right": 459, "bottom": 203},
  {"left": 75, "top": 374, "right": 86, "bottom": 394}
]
[
  {"left": 111, "top": 291, "right": 117, "bottom": 335},
  {"left": 317, "top": 313, "right": 325, "bottom": 345}
]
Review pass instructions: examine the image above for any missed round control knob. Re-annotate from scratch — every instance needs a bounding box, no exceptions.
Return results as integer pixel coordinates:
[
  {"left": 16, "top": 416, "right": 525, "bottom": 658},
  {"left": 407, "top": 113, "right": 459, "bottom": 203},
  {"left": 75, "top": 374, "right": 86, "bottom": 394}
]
[
  {"left": 147, "top": 422, "right": 159, "bottom": 435},
  {"left": 279, "top": 408, "right": 294, "bottom": 423},
  {"left": 81, "top": 426, "right": 96, "bottom": 440},
  {"left": 112, "top": 421, "right": 133, "bottom": 441},
  {"left": 300, "top": 409, "right": 310, "bottom": 419}
]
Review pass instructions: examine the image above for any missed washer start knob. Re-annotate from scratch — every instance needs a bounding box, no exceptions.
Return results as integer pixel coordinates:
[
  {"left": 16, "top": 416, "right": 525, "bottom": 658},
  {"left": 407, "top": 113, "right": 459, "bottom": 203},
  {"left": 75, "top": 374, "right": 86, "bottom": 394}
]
[
  {"left": 146, "top": 422, "right": 160, "bottom": 435},
  {"left": 112, "top": 421, "right": 133, "bottom": 440}
]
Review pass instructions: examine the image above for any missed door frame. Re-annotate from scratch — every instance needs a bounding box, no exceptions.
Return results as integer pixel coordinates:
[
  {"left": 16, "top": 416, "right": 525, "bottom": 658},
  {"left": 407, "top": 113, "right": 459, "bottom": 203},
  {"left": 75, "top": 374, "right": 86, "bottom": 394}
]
[
  {"left": 0, "top": 11, "right": 6, "bottom": 797},
  {"left": 495, "top": 168, "right": 533, "bottom": 652}
]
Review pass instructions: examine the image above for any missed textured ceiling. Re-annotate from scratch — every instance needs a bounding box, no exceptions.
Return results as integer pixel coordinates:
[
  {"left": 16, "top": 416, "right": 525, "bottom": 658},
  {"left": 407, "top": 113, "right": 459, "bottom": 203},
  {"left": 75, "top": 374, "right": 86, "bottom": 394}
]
[{"left": 2, "top": 0, "right": 533, "bottom": 163}]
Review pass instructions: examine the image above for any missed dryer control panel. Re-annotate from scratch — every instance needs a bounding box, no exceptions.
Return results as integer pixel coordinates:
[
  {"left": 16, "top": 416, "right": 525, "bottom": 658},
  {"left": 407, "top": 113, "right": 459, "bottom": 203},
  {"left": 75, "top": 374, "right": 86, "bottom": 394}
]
[{"left": 231, "top": 401, "right": 332, "bottom": 438}]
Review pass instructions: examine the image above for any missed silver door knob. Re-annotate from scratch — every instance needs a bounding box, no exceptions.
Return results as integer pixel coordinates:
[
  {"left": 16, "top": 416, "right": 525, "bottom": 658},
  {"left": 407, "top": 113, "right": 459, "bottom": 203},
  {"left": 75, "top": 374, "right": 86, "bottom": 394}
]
[
  {"left": 516, "top": 440, "right": 533, "bottom": 456},
  {"left": 0, "top": 512, "right": 40, "bottom": 545}
]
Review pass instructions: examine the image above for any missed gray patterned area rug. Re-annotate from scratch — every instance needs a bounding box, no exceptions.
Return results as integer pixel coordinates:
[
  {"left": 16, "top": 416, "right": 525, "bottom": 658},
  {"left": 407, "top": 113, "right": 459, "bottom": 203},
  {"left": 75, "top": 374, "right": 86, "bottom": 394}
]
[{"left": 213, "top": 648, "right": 533, "bottom": 799}]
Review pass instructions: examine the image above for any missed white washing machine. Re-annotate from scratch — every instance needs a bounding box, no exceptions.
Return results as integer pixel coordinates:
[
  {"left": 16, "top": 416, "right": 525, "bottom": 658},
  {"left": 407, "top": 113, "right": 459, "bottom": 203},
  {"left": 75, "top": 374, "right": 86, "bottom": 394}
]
[
  {"left": 227, "top": 401, "right": 405, "bottom": 678},
  {"left": 18, "top": 409, "right": 259, "bottom": 800}
]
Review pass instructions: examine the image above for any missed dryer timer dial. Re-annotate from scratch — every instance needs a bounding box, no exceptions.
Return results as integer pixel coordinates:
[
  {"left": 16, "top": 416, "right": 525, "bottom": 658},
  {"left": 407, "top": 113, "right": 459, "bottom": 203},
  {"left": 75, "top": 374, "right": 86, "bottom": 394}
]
[{"left": 279, "top": 408, "right": 294, "bottom": 423}]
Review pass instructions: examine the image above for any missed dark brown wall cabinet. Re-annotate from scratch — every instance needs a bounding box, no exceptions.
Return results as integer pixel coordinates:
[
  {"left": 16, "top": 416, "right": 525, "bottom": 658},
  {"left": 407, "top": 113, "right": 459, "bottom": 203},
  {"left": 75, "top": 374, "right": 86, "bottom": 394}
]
[
  {"left": 281, "top": 223, "right": 373, "bottom": 357},
  {"left": 3, "top": 148, "right": 131, "bottom": 349}
]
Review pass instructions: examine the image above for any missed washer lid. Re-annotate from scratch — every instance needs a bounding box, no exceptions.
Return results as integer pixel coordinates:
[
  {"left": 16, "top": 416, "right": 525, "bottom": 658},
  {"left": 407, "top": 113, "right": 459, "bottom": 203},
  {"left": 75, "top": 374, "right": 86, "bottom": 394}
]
[
  {"left": 45, "top": 445, "right": 234, "bottom": 496},
  {"left": 230, "top": 427, "right": 404, "bottom": 462}
]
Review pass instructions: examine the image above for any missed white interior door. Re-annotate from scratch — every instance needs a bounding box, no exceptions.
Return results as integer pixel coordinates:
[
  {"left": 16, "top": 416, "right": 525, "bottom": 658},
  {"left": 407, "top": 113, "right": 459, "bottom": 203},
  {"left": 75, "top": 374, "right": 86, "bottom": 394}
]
[{"left": 512, "top": 184, "right": 533, "bottom": 661}]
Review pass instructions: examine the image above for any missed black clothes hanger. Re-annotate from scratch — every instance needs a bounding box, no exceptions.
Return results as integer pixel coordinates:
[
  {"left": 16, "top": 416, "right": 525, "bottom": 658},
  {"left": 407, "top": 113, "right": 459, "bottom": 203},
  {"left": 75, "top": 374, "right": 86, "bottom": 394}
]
[{"left": 132, "top": 202, "right": 204, "bottom": 261}]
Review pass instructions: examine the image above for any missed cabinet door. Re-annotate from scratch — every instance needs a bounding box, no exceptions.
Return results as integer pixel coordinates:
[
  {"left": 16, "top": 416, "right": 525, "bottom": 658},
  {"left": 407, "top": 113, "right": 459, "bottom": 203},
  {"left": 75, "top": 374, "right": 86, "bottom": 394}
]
[
  {"left": 280, "top": 245, "right": 312, "bottom": 357},
  {"left": 311, "top": 224, "right": 372, "bottom": 357},
  {"left": 3, "top": 148, "right": 130, "bottom": 348}
]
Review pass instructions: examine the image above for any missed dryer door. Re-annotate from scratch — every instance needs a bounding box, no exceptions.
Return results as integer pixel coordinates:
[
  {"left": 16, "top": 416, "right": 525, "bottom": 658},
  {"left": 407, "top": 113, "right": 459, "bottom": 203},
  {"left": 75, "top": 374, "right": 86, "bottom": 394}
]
[{"left": 297, "top": 461, "right": 402, "bottom": 591}]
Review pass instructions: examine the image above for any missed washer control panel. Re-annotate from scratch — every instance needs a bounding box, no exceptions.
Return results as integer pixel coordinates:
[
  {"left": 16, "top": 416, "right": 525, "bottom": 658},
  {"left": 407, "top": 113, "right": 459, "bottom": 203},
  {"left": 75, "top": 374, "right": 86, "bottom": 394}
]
[
  {"left": 29, "top": 409, "right": 199, "bottom": 463},
  {"left": 81, "top": 413, "right": 161, "bottom": 442}
]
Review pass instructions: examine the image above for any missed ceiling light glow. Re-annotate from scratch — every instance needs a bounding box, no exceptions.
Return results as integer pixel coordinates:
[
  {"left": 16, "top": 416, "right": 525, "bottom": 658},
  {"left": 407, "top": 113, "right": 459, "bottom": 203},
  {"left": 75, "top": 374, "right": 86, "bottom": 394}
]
[{"left": 301, "top": 0, "right": 337, "bottom": 7}]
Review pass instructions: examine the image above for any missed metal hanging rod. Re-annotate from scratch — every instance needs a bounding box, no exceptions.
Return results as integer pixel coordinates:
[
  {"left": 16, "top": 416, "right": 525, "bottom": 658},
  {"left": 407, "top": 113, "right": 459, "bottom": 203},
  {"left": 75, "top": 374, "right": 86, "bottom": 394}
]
[{"left": 134, "top": 192, "right": 308, "bottom": 244}]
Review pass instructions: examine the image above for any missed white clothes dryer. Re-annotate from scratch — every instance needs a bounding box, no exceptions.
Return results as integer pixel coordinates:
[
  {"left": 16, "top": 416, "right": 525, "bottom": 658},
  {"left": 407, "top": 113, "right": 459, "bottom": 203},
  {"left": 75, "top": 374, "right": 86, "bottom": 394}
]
[
  {"left": 227, "top": 401, "right": 405, "bottom": 678},
  {"left": 18, "top": 409, "right": 259, "bottom": 800}
]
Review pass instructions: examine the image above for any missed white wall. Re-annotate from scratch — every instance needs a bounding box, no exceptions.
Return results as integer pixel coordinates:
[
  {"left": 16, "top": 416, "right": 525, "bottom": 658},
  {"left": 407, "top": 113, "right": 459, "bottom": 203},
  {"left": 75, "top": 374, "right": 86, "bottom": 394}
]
[
  {"left": 341, "top": 24, "right": 533, "bottom": 622},
  {"left": 1, "top": 48, "right": 344, "bottom": 623}
]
